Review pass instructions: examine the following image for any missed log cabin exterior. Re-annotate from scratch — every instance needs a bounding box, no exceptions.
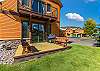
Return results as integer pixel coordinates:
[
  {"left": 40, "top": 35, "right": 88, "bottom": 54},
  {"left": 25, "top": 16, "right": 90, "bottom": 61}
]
[{"left": 0, "top": 0, "right": 62, "bottom": 64}]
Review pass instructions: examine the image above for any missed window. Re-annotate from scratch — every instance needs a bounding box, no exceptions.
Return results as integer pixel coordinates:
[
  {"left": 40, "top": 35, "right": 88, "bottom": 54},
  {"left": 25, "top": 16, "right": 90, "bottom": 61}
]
[
  {"left": 32, "top": 0, "right": 38, "bottom": 12},
  {"left": 32, "top": 24, "right": 38, "bottom": 31},
  {"left": 22, "top": 21, "right": 29, "bottom": 38},
  {"left": 22, "top": 0, "right": 29, "bottom": 6},
  {"left": 32, "top": 0, "right": 46, "bottom": 14},
  {"left": 47, "top": 4, "right": 51, "bottom": 12},
  {"left": 32, "top": 24, "right": 44, "bottom": 42}
]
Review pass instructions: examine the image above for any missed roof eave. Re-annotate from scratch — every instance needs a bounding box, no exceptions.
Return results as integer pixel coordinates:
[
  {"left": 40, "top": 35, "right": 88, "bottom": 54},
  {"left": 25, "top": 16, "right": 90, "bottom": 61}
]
[{"left": 49, "top": 0, "right": 63, "bottom": 8}]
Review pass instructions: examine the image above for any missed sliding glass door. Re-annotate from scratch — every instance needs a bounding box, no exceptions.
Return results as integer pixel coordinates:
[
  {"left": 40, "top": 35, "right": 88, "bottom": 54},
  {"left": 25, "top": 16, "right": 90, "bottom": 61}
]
[
  {"left": 32, "top": 0, "right": 38, "bottom": 12},
  {"left": 39, "top": 24, "right": 44, "bottom": 42},
  {"left": 32, "top": 23, "right": 44, "bottom": 42},
  {"left": 39, "top": 1, "right": 43, "bottom": 14},
  {"left": 32, "top": 0, "right": 46, "bottom": 14},
  {"left": 32, "top": 24, "right": 38, "bottom": 42}
]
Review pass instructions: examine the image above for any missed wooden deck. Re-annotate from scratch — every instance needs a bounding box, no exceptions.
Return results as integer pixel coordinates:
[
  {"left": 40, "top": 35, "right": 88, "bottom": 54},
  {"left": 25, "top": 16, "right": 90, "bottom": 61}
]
[
  {"left": 15, "top": 42, "right": 64, "bottom": 56},
  {"left": 14, "top": 46, "right": 71, "bottom": 63}
]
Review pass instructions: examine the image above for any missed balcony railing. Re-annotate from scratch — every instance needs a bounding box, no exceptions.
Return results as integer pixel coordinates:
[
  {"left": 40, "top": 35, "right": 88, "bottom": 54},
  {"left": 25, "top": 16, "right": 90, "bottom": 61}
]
[{"left": 18, "top": 0, "right": 58, "bottom": 18}]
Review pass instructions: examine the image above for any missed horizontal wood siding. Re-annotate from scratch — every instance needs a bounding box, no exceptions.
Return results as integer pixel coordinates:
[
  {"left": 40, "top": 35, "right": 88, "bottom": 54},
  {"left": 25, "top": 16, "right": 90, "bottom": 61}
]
[
  {"left": 0, "top": 0, "right": 21, "bottom": 40},
  {"left": 0, "top": 13, "right": 21, "bottom": 40},
  {"left": 2, "top": 0, "right": 17, "bottom": 12}
]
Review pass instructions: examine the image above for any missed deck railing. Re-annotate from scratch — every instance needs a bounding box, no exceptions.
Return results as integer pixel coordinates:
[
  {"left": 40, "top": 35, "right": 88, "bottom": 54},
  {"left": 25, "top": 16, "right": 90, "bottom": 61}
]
[{"left": 18, "top": 0, "right": 58, "bottom": 18}]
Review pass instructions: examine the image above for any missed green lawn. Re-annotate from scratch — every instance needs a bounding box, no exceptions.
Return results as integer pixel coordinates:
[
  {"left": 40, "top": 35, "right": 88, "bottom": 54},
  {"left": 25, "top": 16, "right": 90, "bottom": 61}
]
[{"left": 1, "top": 44, "right": 100, "bottom": 71}]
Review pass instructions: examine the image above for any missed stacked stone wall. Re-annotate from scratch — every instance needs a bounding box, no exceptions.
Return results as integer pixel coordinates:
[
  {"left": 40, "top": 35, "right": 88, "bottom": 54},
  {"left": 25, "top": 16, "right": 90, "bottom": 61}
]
[{"left": 0, "top": 40, "right": 21, "bottom": 64}]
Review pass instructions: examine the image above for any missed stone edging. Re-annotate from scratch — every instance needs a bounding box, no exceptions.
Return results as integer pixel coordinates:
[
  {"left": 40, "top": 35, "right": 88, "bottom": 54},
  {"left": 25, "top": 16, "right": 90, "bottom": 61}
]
[{"left": 0, "top": 40, "right": 21, "bottom": 64}]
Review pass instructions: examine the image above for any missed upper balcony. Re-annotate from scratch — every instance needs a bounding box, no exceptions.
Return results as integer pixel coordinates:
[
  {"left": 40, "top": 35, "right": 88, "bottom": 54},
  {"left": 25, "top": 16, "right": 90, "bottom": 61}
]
[{"left": 18, "top": 0, "right": 58, "bottom": 21}]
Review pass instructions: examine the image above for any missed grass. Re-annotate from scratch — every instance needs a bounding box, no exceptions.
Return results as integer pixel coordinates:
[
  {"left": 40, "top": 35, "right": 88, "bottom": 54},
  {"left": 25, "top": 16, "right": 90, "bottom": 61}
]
[{"left": 1, "top": 44, "right": 100, "bottom": 71}]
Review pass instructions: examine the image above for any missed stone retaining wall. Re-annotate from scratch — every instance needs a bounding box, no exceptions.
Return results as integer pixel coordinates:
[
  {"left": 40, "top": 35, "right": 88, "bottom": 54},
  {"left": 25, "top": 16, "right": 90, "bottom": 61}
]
[{"left": 0, "top": 40, "right": 21, "bottom": 64}]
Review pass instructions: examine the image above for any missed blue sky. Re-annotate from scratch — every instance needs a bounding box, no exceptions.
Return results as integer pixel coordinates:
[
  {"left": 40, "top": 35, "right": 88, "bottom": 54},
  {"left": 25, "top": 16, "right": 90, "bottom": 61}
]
[{"left": 60, "top": 0, "right": 100, "bottom": 27}]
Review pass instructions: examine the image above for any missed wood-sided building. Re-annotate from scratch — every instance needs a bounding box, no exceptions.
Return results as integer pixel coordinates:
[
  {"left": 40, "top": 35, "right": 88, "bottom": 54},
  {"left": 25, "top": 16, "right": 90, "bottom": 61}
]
[
  {"left": 0, "top": 0, "right": 62, "bottom": 64},
  {"left": 61, "top": 26, "right": 84, "bottom": 38},
  {"left": 0, "top": 0, "right": 62, "bottom": 42}
]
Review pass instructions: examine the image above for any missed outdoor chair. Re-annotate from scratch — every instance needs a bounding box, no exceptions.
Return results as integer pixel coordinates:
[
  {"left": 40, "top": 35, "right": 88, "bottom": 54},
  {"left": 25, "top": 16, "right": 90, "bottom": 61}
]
[{"left": 48, "top": 34, "right": 56, "bottom": 43}]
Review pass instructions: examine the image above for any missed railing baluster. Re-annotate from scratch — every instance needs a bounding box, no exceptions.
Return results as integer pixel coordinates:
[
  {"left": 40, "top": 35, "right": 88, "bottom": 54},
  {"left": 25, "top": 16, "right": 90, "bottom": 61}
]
[{"left": 18, "top": 0, "right": 58, "bottom": 18}]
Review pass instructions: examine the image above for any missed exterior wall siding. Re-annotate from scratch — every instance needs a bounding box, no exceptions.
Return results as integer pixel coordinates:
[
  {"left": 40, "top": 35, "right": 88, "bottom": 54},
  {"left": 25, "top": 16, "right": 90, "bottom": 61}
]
[
  {"left": 0, "top": 13, "right": 21, "bottom": 40},
  {"left": 2, "top": 0, "right": 17, "bottom": 12},
  {"left": 0, "top": 0, "right": 61, "bottom": 39},
  {"left": 0, "top": 0, "right": 21, "bottom": 40},
  {"left": 0, "top": 0, "right": 22, "bottom": 64}
]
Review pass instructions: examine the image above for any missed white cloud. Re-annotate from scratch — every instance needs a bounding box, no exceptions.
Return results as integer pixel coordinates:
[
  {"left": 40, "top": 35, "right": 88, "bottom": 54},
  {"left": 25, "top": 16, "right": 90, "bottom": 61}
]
[{"left": 65, "top": 13, "right": 84, "bottom": 22}]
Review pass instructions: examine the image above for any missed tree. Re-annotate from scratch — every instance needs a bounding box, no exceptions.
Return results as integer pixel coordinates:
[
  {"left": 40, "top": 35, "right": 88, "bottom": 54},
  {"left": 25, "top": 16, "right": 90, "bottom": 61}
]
[{"left": 84, "top": 18, "right": 96, "bottom": 36}]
